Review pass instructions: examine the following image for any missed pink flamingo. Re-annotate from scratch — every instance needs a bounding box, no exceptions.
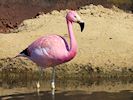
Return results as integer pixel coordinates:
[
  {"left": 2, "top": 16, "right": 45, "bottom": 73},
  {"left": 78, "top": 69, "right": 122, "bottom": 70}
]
[{"left": 16, "top": 11, "right": 84, "bottom": 90}]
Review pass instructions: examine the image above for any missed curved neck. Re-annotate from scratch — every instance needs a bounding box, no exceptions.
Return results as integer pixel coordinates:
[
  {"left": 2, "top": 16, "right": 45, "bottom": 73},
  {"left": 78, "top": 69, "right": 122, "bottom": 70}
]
[{"left": 67, "top": 20, "right": 77, "bottom": 58}]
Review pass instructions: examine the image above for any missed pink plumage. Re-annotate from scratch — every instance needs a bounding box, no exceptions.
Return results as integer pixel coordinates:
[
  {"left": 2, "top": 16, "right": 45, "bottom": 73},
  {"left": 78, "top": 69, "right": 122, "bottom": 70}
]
[{"left": 27, "top": 35, "right": 74, "bottom": 68}]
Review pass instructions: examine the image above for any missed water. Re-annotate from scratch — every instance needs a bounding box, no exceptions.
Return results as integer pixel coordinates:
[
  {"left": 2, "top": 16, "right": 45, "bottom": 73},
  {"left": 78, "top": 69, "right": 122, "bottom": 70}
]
[
  {"left": 1, "top": 90, "right": 133, "bottom": 100},
  {"left": 0, "top": 79, "right": 133, "bottom": 100}
]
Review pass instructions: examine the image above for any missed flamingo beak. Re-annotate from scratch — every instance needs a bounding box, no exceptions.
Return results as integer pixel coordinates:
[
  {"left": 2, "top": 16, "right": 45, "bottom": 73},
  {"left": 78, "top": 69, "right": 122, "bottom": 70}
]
[
  {"left": 13, "top": 53, "right": 27, "bottom": 58},
  {"left": 78, "top": 20, "right": 85, "bottom": 32}
]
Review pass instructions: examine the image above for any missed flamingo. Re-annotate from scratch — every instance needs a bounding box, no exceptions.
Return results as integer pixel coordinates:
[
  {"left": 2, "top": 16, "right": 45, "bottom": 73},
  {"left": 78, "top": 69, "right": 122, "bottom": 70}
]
[{"left": 16, "top": 11, "right": 84, "bottom": 90}]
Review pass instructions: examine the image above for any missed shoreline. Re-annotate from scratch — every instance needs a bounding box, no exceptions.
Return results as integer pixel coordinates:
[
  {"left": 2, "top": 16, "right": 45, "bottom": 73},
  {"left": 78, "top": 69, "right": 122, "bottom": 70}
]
[
  {"left": 0, "top": 79, "right": 133, "bottom": 97},
  {"left": 0, "top": 57, "right": 133, "bottom": 79}
]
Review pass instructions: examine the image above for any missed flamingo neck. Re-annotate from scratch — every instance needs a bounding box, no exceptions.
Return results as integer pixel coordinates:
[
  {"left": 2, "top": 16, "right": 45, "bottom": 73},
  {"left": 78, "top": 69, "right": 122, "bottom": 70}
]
[{"left": 67, "top": 20, "right": 77, "bottom": 59}]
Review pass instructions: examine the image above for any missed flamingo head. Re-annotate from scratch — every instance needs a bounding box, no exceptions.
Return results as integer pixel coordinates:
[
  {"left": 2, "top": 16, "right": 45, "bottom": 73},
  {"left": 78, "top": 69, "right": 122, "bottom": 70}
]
[{"left": 66, "top": 10, "right": 85, "bottom": 32}]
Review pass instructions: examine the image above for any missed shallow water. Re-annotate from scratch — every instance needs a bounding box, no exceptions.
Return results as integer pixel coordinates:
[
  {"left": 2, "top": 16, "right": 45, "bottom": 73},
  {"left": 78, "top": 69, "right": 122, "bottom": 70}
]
[
  {"left": 0, "top": 79, "right": 133, "bottom": 100},
  {"left": 1, "top": 90, "right": 133, "bottom": 100}
]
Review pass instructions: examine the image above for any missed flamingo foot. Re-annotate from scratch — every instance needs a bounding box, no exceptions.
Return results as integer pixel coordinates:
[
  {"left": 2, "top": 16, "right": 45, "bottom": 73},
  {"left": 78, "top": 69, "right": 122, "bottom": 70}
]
[{"left": 51, "top": 88, "right": 55, "bottom": 96}]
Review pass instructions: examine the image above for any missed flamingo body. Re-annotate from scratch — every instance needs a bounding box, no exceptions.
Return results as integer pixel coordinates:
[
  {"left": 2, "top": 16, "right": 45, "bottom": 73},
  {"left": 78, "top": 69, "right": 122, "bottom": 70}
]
[{"left": 26, "top": 35, "right": 76, "bottom": 68}]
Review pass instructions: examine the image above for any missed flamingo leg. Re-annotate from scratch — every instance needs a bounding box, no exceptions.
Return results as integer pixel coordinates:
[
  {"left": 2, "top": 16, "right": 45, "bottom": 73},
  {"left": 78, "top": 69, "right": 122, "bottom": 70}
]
[
  {"left": 51, "top": 66, "right": 55, "bottom": 89},
  {"left": 36, "top": 67, "right": 43, "bottom": 90}
]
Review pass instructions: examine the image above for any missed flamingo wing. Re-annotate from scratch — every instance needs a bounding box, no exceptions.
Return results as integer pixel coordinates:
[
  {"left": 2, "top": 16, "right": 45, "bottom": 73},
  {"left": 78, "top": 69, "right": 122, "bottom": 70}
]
[{"left": 24, "top": 35, "right": 69, "bottom": 67}]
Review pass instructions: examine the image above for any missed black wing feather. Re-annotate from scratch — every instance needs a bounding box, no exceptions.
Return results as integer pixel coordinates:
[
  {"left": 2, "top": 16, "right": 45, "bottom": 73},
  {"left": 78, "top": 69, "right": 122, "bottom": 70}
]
[{"left": 20, "top": 48, "right": 30, "bottom": 56}]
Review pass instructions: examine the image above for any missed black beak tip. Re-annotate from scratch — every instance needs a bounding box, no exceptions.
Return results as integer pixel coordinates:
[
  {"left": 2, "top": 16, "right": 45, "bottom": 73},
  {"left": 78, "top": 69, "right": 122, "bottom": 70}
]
[{"left": 79, "top": 22, "right": 85, "bottom": 32}]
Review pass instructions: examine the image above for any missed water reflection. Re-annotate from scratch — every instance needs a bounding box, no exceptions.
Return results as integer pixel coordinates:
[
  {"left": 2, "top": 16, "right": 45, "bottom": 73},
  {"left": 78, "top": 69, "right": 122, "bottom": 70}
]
[
  {"left": 0, "top": 79, "right": 133, "bottom": 100},
  {"left": 0, "top": 89, "right": 133, "bottom": 100}
]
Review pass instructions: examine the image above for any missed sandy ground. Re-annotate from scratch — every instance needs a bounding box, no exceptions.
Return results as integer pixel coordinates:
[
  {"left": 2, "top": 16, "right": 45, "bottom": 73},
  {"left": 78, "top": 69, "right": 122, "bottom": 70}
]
[{"left": 0, "top": 5, "right": 133, "bottom": 71}]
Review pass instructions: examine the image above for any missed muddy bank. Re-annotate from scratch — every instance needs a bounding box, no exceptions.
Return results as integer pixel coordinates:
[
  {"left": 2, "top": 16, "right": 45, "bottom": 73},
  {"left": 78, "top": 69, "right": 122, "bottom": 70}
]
[
  {"left": 0, "top": 58, "right": 133, "bottom": 79},
  {"left": 0, "top": 0, "right": 132, "bottom": 33}
]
